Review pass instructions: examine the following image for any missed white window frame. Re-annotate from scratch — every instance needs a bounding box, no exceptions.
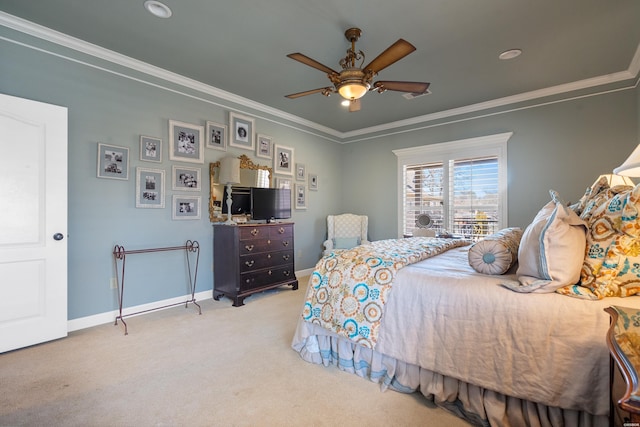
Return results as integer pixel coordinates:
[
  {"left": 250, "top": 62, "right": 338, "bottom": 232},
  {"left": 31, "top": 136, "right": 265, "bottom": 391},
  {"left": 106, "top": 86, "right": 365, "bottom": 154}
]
[{"left": 392, "top": 132, "right": 512, "bottom": 238}]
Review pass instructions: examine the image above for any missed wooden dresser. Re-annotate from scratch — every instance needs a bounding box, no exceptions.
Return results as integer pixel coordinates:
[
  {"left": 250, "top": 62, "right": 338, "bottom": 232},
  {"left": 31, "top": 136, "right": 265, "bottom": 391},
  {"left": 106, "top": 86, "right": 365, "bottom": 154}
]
[{"left": 213, "top": 222, "right": 298, "bottom": 306}]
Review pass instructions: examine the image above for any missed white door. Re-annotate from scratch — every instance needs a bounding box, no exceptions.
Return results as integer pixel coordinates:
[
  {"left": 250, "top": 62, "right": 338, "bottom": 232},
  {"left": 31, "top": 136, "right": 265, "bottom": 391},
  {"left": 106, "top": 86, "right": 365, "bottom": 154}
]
[{"left": 0, "top": 93, "right": 68, "bottom": 353}]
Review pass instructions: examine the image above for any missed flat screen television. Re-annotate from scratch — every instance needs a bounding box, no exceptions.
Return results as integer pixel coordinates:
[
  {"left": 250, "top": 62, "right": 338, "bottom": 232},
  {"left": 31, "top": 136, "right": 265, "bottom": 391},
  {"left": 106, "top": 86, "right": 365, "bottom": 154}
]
[
  {"left": 251, "top": 188, "right": 291, "bottom": 221},
  {"left": 221, "top": 186, "right": 251, "bottom": 215}
]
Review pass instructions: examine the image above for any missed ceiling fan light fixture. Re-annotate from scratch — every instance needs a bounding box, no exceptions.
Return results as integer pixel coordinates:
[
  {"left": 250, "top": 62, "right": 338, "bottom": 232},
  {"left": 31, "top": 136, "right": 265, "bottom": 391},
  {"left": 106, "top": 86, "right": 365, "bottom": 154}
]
[{"left": 337, "top": 83, "right": 369, "bottom": 100}]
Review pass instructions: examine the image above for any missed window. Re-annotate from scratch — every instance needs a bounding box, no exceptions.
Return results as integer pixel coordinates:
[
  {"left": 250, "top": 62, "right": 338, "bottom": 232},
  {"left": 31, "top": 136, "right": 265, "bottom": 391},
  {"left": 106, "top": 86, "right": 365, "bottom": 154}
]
[{"left": 393, "top": 133, "right": 511, "bottom": 241}]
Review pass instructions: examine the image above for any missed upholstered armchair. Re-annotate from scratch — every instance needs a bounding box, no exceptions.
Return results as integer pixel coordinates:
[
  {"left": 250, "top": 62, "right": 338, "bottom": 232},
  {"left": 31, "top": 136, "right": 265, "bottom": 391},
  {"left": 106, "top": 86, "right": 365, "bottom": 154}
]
[{"left": 323, "top": 213, "right": 369, "bottom": 256}]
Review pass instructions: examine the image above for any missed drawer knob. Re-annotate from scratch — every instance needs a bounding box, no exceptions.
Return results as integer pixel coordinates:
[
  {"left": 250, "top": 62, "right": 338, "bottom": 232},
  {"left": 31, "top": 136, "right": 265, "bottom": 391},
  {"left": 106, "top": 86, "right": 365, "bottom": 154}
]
[
  {"left": 283, "top": 241, "right": 289, "bottom": 247},
  {"left": 245, "top": 278, "right": 251, "bottom": 284},
  {"left": 283, "top": 254, "right": 290, "bottom": 261},
  {"left": 268, "top": 270, "right": 273, "bottom": 275},
  {"left": 267, "top": 254, "right": 272, "bottom": 259},
  {"left": 251, "top": 228, "right": 259, "bottom": 236},
  {"left": 278, "top": 227, "right": 285, "bottom": 234},
  {"left": 245, "top": 244, "right": 254, "bottom": 252},
  {"left": 283, "top": 270, "right": 291, "bottom": 277},
  {"left": 267, "top": 239, "right": 271, "bottom": 244},
  {"left": 245, "top": 260, "right": 255, "bottom": 267}
]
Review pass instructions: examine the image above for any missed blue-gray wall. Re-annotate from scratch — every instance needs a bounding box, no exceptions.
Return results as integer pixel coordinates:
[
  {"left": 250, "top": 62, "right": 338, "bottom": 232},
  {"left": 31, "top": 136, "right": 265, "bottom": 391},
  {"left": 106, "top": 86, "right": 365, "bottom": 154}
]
[{"left": 1, "top": 25, "right": 638, "bottom": 322}]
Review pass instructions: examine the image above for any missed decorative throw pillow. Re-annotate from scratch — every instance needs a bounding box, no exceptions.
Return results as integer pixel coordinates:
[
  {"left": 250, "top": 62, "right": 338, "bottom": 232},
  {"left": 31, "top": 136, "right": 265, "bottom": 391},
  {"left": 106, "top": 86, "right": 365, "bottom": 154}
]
[
  {"left": 503, "top": 190, "right": 587, "bottom": 293},
  {"left": 468, "top": 227, "right": 523, "bottom": 275},
  {"left": 333, "top": 237, "right": 360, "bottom": 250},
  {"left": 558, "top": 183, "right": 640, "bottom": 299}
]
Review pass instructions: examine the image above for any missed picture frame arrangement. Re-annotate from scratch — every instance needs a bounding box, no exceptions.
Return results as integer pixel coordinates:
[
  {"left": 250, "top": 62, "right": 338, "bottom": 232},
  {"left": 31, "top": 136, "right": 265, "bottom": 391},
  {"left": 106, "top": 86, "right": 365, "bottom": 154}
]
[
  {"left": 139, "top": 136, "right": 162, "bottom": 163},
  {"left": 206, "top": 121, "right": 227, "bottom": 151},
  {"left": 172, "top": 195, "right": 201, "bottom": 220},
  {"left": 103, "top": 113, "right": 316, "bottom": 217},
  {"left": 136, "top": 167, "right": 165, "bottom": 208},
  {"left": 256, "top": 134, "right": 273, "bottom": 159},
  {"left": 169, "top": 120, "right": 204, "bottom": 164},
  {"left": 97, "top": 142, "right": 129, "bottom": 180},
  {"left": 172, "top": 165, "right": 201, "bottom": 191},
  {"left": 309, "top": 173, "right": 318, "bottom": 191},
  {"left": 295, "top": 163, "right": 306, "bottom": 181},
  {"left": 274, "top": 144, "right": 294, "bottom": 176},
  {"left": 229, "top": 112, "right": 255, "bottom": 151},
  {"left": 294, "top": 183, "right": 307, "bottom": 210}
]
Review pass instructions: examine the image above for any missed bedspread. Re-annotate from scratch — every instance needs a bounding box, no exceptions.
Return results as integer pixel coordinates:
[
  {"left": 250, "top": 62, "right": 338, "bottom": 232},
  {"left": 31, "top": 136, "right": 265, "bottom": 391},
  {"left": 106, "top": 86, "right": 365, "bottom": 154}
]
[{"left": 302, "top": 237, "right": 470, "bottom": 348}]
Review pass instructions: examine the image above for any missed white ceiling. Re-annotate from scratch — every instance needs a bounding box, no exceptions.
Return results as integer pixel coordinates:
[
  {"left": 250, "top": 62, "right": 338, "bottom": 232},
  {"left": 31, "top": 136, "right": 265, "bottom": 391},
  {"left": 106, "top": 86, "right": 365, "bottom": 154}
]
[{"left": 1, "top": 0, "right": 639, "bottom": 136}]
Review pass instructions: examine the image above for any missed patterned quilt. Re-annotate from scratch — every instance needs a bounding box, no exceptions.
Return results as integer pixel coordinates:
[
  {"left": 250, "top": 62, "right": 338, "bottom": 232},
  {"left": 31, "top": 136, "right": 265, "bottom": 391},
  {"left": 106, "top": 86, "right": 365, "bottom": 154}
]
[{"left": 301, "top": 237, "right": 470, "bottom": 349}]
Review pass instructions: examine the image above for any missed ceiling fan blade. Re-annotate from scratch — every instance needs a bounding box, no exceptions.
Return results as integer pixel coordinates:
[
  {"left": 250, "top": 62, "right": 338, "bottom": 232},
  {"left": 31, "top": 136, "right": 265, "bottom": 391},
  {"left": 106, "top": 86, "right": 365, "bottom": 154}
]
[
  {"left": 285, "top": 87, "right": 334, "bottom": 99},
  {"left": 348, "top": 99, "right": 361, "bottom": 112},
  {"left": 287, "top": 53, "right": 339, "bottom": 75},
  {"left": 363, "top": 39, "right": 416, "bottom": 74},
  {"left": 374, "top": 81, "right": 430, "bottom": 94}
]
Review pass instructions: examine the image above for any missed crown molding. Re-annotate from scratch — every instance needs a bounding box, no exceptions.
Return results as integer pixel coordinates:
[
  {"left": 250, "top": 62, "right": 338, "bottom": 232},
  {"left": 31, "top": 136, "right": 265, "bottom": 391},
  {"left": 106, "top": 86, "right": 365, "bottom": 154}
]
[{"left": 1, "top": 11, "right": 638, "bottom": 143}]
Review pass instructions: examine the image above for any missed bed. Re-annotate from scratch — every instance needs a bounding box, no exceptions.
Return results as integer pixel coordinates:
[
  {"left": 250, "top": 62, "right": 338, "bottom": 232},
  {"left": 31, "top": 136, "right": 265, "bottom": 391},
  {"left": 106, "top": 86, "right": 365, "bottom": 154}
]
[{"left": 291, "top": 181, "right": 640, "bottom": 426}]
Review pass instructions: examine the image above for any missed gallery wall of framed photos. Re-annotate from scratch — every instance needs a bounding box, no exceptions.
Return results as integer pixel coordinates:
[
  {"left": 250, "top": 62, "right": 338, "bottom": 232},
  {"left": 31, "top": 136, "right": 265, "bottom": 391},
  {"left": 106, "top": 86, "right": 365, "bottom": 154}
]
[{"left": 96, "top": 111, "right": 320, "bottom": 220}]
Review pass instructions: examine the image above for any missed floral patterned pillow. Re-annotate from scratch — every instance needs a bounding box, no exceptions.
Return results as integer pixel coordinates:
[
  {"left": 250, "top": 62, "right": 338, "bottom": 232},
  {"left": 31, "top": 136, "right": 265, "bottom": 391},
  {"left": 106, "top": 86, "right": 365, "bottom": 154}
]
[{"left": 557, "top": 183, "right": 640, "bottom": 299}]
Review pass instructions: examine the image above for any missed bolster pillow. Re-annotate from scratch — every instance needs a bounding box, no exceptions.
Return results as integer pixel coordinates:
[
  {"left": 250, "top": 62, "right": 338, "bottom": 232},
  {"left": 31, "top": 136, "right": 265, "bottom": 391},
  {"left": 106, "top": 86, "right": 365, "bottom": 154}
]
[{"left": 468, "top": 227, "right": 523, "bottom": 275}]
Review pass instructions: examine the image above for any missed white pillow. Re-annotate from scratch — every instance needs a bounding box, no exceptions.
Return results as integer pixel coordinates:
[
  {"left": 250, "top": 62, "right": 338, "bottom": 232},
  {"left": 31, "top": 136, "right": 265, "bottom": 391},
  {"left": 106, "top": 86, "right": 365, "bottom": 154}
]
[{"left": 504, "top": 190, "right": 587, "bottom": 293}]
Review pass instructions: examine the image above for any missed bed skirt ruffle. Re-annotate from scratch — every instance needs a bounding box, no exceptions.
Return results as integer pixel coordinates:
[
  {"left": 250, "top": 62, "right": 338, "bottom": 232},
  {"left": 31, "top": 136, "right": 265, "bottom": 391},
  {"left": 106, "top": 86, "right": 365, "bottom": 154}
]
[{"left": 292, "top": 321, "right": 608, "bottom": 427}]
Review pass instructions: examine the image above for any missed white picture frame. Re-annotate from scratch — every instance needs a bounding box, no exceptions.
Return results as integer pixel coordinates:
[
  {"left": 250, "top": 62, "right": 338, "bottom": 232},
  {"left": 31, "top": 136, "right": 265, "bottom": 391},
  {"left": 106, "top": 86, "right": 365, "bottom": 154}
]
[
  {"left": 135, "top": 167, "right": 165, "bottom": 208},
  {"left": 168, "top": 119, "right": 204, "bottom": 164},
  {"left": 206, "top": 121, "right": 227, "bottom": 151},
  {"left": 229, "top": 112, "right": 255, "bottom": 151},
  {"left": 309, "top": 173, "right": 318, "bottom": 191},
  {"left": 295, "top": 183, "right": 307, "bottom": 210},
  {"left": 172, "top": 195, "right": 201, "bottom": 220},
  {"left": 256, "top": 134, "right": 273, "bottom": 159},
  {"left": 295, "top": 163, "right": 306, "bottom": 181},
  {"left": 97, "top": 143, "right": 129, "bottom": 180},
  {"left": 139, "top": 136, "right": 162, "bottom": 163},
  {"left": 172, "top": 165, "right": 201, "bottom": 191},
  {"left": 274, "top": 144, "right": 294, "bottom": 176}
]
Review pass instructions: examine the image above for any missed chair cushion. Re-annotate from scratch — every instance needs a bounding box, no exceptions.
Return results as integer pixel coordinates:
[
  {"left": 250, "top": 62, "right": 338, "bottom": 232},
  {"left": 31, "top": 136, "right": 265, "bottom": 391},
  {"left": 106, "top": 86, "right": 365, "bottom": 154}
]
[{"left": 333, "top": 237, "right": 360, "bottom": 250}]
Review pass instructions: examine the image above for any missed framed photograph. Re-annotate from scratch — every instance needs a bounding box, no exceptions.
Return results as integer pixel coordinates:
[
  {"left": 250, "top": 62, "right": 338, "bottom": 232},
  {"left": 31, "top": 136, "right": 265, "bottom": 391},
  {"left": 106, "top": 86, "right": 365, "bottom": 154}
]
[
  {"left": 229, "top": 112, "right": 255, "bottom": 151},
  {"left": 295, "top": 163, "right": 306, "bottom": 181},
  {"left": 309, "top": 173, "right": 318, "bottom": 191},
  {"left": 256, "top": 134, "right": 273, "bottom": 159},
  {"left": 172, "top": 165, "right": 201, "bottom": 191},
  {"left": 206, "top": 121, "right": 227, "bottom": 151},
  {"left": 275, "top": 177, "right": 292, "bottom": 190},
  {"left": 169, "top": 120, "right": 204, "bottom": 164},
  {"left": 295, "top": 183, "right": 307, "bottom": 210},
  {"left": 172, "top": 195, "right": 201, "bottom": 220},
  {"left": 97, "top": 143, "right": 129, "bottom": 180},
  {"left": 135, "top": 167, "right": 165, "bottom": 208},
  {"left": 274, "top": 144, "right": 294, "bottom": 176},
  {"left": 139, "top": 136, "right": 162, "bottom": 163}
]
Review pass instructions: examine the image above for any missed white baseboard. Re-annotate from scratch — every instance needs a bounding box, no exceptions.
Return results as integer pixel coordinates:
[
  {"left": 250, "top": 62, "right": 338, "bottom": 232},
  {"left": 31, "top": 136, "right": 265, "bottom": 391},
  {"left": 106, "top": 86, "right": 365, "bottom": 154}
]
[
  {"left": 68, "top": 268, "right": 313, "bottom": 332},
  {"left": 67, "top": 290, "right": 212, "bottom": 332}
]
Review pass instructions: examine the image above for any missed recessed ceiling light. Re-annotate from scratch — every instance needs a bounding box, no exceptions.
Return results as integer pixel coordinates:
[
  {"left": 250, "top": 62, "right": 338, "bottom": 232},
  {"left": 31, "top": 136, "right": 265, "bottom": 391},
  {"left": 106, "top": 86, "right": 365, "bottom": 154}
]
[
  {"left": 144, "top": 1, "right": 172, "bottom": 18},
  {"left": 499, "top": 49, "right": 522, "bottom": 60}
]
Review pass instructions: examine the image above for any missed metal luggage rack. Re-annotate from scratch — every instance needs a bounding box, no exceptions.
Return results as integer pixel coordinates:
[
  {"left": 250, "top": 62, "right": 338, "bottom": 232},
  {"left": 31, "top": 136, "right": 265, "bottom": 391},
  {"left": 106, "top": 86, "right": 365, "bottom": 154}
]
[{"left": 112, "top": 240, "right": 201, "bottom": 335}]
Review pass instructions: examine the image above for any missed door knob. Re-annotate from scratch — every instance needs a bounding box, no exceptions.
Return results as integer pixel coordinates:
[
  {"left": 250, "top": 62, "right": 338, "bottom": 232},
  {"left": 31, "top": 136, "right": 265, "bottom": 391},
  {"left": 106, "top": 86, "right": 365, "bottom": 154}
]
[{"left": 53, "top": 233, "right": 64, "bottom": 241}]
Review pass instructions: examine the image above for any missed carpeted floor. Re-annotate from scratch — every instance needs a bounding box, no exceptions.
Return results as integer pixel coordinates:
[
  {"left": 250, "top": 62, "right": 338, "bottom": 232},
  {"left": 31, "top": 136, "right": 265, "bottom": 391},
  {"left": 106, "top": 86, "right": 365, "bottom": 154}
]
[{"left": 0, "top": 277, "right": 470, "bottom": 426}]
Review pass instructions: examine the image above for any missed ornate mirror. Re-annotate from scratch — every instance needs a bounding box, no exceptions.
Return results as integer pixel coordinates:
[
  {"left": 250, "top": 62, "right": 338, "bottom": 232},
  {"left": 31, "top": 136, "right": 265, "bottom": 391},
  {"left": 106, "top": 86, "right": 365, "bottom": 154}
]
[{"left": 209, "top": 154, "right": 272, "bottom": 221}]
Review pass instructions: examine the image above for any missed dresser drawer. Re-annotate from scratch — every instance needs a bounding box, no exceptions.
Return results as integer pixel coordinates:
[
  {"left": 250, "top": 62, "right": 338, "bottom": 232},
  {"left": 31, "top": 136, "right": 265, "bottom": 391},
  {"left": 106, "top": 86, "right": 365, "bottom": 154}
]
[
  {"left": 269, "top": 224, "right": 293, "bottom": 239},
  {"left": 239, "top": 226, "right": 267, "bottom": 241},
  {"left": 240, "top": 249, "right": 294, "bottom": 273},
  {"left": 240, "top": 237, "right": 292, "bottom": 255},
  {"left": 240, "top": 264, "right": 295, "bottom": 291}
]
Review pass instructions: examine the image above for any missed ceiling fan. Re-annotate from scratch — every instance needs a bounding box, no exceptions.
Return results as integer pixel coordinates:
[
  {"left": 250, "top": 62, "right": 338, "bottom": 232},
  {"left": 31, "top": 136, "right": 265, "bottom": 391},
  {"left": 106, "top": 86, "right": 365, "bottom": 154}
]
[{"left": 285, "top": 28, "right": 430, "bottom": 112}]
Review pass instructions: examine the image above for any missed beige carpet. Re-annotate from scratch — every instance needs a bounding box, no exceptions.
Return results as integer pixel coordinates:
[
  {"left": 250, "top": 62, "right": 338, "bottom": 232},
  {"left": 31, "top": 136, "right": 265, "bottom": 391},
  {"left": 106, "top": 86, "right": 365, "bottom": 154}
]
[{"left": 0, "top": 277, "right": 470, "bottom": 427}]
